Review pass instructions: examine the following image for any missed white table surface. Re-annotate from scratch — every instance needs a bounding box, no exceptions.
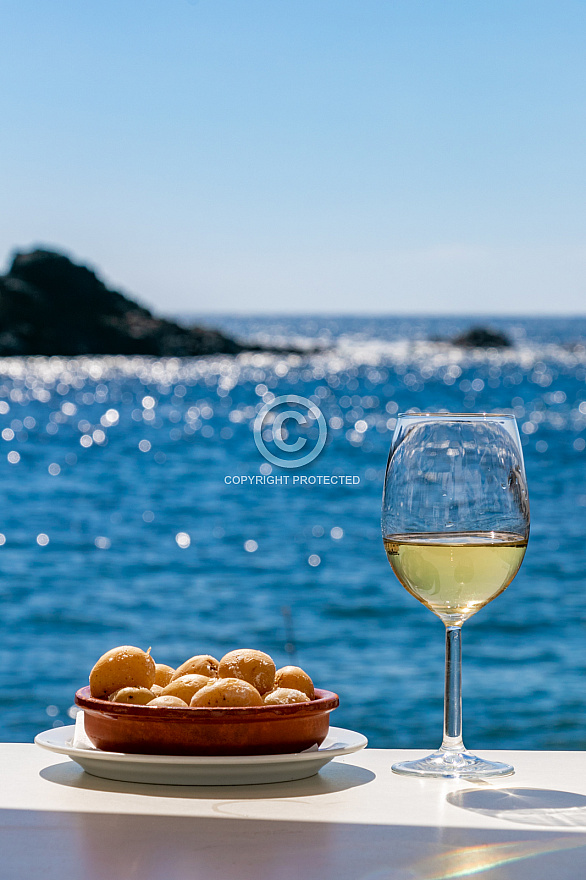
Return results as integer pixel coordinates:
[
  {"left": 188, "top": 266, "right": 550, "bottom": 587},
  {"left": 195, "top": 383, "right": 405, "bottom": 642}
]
[{"left": 2, "top": 744, "right": 586, "bottom": 879}]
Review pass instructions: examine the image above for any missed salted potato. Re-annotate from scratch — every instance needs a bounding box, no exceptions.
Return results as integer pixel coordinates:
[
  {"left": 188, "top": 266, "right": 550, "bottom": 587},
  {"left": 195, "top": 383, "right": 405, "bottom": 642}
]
[
  {"left": 154, "top": 664, "right": 175, "bottom": 687},
  {"left": 171, "top": 655, "right": 219, "bottom": 681},
  {"left": 161, "top": 674, "right": 210, "bottom": 703},
  {"left": 89, "top": 646, "right": 156, "bottom": 699},
  {"left": 274, "top": 666, "right": 314, "bottom": 699},
  {"left": 218, "top": 649, "right": 275, "bottom": 695},
  {"left": 264, "top": 687, "right": 310, "bottom": 705},
  {"left": 190, "top": 677, "right": 263, "bottom": 707},
  {"left": 147, "top": 695, "right": 188, "bottom": 708},
  {"left": 109, "top": 687, "right": 155, "bottom": 704}
]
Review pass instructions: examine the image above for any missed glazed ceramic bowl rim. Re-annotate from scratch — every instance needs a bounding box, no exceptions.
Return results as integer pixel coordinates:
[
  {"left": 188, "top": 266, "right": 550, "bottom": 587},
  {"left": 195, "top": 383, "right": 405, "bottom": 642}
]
[{"left": 75, "top": 686, "right": 338, "bottom": 721}]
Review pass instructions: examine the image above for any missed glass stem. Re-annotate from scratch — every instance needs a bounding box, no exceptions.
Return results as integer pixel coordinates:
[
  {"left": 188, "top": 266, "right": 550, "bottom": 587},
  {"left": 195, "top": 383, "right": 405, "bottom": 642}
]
[{"left": 441, "top": 625, "right": 465, "bottom": 754}]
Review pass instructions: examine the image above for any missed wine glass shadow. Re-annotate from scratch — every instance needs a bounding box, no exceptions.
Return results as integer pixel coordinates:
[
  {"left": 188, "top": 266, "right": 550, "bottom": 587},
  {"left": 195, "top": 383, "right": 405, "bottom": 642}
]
[{"left": 447, "top": 787, "right": 586, "bottom": 827}]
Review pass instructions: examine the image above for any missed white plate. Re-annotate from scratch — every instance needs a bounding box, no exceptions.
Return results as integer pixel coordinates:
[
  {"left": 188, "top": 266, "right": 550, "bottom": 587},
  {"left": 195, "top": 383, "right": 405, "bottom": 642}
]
[{"left": 35, "top": 725, "right": 368, "bottom": 786}]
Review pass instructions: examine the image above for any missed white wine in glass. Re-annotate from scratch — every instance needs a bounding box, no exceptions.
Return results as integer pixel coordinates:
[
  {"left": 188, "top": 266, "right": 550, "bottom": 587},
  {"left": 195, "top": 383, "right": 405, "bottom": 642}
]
[{"left": 381, "top": 413, "right": 529, "bottom": 777}]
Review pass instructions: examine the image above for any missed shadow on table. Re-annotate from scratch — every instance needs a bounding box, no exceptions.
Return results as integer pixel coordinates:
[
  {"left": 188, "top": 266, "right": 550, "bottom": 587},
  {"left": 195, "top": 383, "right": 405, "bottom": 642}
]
[
  {"left": 40, "top": 758, "right": 375, "bottom": 799},
  {"left": 448, "top": 787, "right": 586, "bottom": 827},
  {"left": 3, "top": 807, "right": 586, "bottom": 880}
]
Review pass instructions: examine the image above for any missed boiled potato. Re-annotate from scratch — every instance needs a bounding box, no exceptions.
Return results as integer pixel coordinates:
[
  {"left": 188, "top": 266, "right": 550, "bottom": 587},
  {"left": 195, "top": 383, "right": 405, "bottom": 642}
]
[
  {"left": 218, "top": 649, "right": 275, "bottom": 695},
  {"left": 147, "top": 695, "right": 188, "bottom": 708},
  {"left": 263, "top": 687, "right": 310, "bottom": 705},
  {"left": 109, "top": 687, "right": 155, "bottom": 704},
  {"left": 161, "top": 674, "right": 210, "bottom": 703},
  {"left": 171, "top": 655, "right": 219, "bottom": 680},
  {"left": 89, "top": 646, "right": 156, "bottom": 699},
  {"left": 150, "top": 684, "right": 165, "bottom": 696},
  {"left": 274, "top": 666, "right": 314, "bottom": 699},
  {"left": 154, "top": 664, "right": 175, "bottom": 687},
  {"left": 190, "top": 677, "right": 263, "bottom": 707}
]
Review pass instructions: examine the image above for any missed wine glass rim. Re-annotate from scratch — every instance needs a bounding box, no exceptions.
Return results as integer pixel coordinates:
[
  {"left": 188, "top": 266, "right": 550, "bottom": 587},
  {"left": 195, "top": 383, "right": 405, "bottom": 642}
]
[{"left": 397, "top": 411, "right": 516, "bottom": 420}]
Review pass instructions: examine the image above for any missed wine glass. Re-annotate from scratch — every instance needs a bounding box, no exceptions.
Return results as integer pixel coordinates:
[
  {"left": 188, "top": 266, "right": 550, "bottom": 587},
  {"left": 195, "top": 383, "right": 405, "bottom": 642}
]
[{"left": 382, "top": 413, "right": 529, "bottom": 777}]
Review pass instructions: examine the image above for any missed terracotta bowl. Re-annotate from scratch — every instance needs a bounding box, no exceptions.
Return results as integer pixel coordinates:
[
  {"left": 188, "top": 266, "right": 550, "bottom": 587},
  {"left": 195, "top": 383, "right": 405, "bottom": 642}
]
[{"left": 75, "top": 686, "right": 339, "bottom": 756}]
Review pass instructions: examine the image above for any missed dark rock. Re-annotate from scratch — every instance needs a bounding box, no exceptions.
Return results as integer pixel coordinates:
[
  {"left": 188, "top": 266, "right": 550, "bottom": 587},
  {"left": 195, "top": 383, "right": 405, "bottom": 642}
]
[
  {"left": 0, "top": 249, "right": 248, "bottom": 357},
  {"left": 452, "top": 326, "right": 511, "bottom": 349}
]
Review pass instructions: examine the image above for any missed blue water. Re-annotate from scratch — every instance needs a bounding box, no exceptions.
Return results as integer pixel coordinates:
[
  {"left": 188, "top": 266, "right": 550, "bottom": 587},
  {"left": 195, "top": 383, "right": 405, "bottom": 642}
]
[{"left": 1, "top": 315, "right": 586, "bottom": 750}]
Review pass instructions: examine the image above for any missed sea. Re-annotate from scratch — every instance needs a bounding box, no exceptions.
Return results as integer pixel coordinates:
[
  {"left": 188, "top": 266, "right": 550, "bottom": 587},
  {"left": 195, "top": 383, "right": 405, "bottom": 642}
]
[{"left": 1, "top": 314, "right": 586, "bottom": 752}]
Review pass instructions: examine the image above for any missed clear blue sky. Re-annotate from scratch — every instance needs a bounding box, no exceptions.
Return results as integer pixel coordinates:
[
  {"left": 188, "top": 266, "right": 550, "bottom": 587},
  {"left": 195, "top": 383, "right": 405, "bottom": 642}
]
[{"left": 1, "top": 0, "right": 585, "bottom": 315}]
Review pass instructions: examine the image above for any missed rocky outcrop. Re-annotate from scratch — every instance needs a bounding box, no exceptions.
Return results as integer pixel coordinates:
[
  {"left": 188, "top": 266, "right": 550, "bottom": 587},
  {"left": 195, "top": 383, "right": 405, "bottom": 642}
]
[
  {"left": 0, "top": 249, "right": 246, "bottom": 357},
  {"left": 452, "top": 326, "right": 511, "bottom": 348}
]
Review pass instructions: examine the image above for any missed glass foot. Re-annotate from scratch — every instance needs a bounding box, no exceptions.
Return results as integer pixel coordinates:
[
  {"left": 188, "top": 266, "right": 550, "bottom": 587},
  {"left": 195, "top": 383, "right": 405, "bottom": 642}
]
[{"left": 392, "top": 750, "right": 514, "bottom": 779}]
